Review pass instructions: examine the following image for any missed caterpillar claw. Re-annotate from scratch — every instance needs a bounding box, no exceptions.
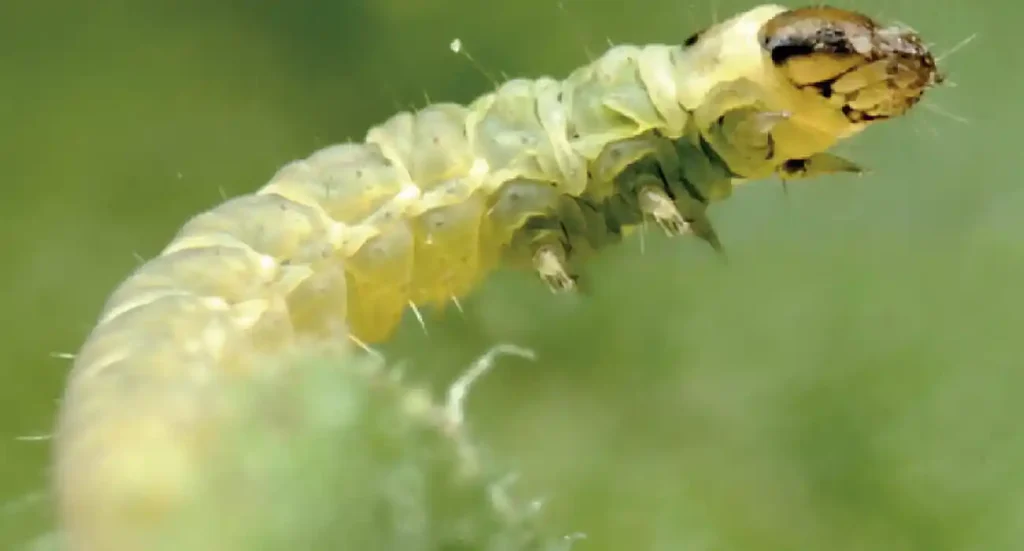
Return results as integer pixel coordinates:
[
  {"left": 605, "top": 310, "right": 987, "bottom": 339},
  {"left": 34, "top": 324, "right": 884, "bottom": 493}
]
[
  {"left": 688, "top": 217, "right": 727, "bottom": 259},
  {"left": 638, "top": 186, "right": 691, "bottom": 236},
  {"left": 540, "top": 268, "right": 576, "bottom": 293},
  {"left": 533, "top": 244, "right": 576, "bottom": 293}
]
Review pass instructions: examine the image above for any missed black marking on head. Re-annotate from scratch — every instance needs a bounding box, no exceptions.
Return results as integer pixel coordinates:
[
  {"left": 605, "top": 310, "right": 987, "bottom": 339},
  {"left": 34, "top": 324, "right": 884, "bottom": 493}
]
[
  {"left": 767, "top": 43, "right": 813, "bottom": 65},
  {"left": 800, "top": 60, "right": 862, "bottom": 98},
  {"left": 764, "top": 26, "right": 857, "bottom": 66},
  {"left": 760, "top": 7, "right": 878, "bottom": 68},
  {"left": 841, "top": 105, "right": 889, "bottom": 123},
  {"left": 757, "top": 7, "right": 940, "bottom": 130},
  {"left": 811, "top": 80, "right": 834, "bottom": 98}
]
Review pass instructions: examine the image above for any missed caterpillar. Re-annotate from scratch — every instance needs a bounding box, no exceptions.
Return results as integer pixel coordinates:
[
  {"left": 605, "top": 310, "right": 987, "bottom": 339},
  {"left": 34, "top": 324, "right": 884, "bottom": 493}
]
[{"left": 52, "top": 4, "right": 941, "bottom": 550}]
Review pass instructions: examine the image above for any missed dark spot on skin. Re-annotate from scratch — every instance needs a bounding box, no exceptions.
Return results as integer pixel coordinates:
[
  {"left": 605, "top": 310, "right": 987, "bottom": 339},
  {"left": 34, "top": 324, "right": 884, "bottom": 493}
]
[
  {"left": 764, "top": 133, "right": 776, "bottom": 160},
  {"left": 811, "top": 80, "right": 834, "bottom": 98},
  {"left": 683, "top": 28, "right": 705, "bottom": 47},
  {"left": 783, "top": 158, "right": 808, "bottom": 173}
]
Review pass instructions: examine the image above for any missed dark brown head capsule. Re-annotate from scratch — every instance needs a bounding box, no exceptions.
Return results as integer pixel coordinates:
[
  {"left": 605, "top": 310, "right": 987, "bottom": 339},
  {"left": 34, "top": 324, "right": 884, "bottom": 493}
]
[{"left": 759, "top": 6, "right": 942, "bottom": 123}]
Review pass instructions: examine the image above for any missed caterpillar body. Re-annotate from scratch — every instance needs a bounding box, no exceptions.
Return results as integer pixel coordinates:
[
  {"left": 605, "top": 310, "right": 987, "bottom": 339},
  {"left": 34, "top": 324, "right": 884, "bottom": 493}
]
[{"left": 53, "top": 5, "right": 941, "bottom": 550}]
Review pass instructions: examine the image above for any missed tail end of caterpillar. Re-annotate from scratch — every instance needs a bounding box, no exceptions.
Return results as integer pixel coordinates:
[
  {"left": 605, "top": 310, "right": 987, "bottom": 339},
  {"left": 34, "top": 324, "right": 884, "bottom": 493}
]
[
  {"left": 55, "top": 342, "right": 550, "bottom": 551},
  {"left": 759, "top": 6, "right": 942, "bottom": 124}
]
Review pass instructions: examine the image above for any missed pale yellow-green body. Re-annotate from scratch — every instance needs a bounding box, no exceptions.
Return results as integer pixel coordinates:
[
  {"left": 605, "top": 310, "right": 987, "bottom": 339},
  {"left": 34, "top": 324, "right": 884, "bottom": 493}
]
[{"left": 53, "top": 4, "right": 938, "bottom": 549}]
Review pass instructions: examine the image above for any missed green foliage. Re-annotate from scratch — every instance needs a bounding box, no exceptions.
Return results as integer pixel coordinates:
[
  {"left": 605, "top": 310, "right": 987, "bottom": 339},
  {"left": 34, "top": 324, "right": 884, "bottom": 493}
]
[
  {"left": 144, "top": 348, "right": 559, "bottom": 551},
  {"left": 18, "top": 347, "right": 566, "bottom": 551},
  {"left": 21, "top": 220, "right": 1024, "bottom": 550}
]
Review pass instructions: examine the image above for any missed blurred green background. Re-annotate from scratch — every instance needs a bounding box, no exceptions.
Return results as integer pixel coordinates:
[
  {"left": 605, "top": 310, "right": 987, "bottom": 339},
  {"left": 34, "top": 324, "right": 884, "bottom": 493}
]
[{"left": 1, "top": 0, "right": 1015, "bottom": 549}]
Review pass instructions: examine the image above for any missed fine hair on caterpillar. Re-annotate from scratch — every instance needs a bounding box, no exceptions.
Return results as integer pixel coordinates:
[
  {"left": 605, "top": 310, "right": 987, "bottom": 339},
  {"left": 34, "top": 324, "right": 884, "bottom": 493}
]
[{"left": 52, "top": 4, "right": 943, "bottom": 550}]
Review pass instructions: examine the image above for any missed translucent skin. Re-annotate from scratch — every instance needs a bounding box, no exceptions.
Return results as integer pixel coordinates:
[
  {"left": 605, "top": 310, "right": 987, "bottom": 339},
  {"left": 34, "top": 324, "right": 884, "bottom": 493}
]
[{"left": 53, "top": 5, "right": 939, "bottom": 549}]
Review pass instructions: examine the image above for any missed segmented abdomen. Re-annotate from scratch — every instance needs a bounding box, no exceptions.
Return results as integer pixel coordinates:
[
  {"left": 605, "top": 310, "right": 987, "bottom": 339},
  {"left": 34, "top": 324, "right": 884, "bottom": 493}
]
[
  {"left": 54, "top": 7, "right": 787, "bottom": 549},
  {"left": 47, "top": 0, "right": 948, "bottom": 545}
]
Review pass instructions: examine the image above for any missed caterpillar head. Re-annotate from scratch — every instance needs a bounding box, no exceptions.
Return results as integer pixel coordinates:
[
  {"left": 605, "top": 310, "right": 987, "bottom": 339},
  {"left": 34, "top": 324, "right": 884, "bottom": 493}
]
[{"left": 759, "top": 6, "right": 942, "bottom": 124}]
